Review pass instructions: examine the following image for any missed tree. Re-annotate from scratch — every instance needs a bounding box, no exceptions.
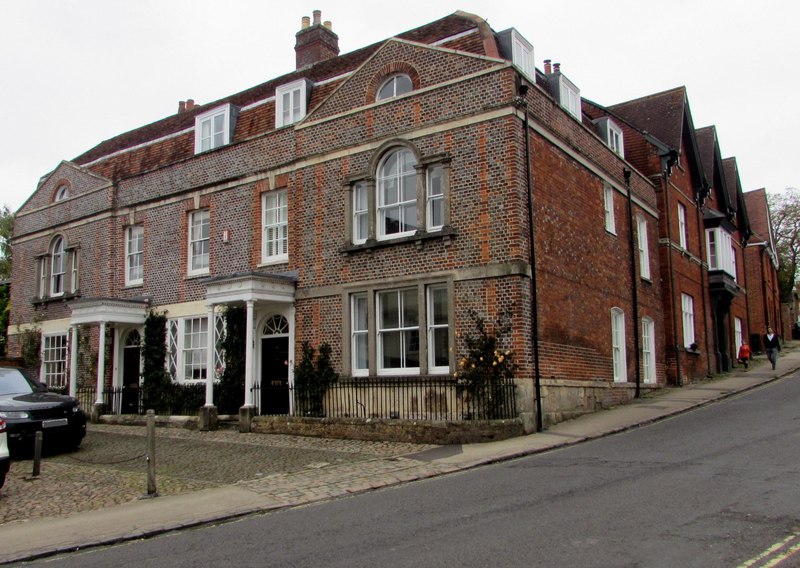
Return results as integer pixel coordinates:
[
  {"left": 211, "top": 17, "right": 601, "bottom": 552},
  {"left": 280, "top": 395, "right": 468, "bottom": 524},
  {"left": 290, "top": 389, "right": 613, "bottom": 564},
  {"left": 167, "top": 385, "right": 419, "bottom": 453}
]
[
  {"left": 768, "top": 188, "right": 800, "bottom": 302},
  {"left": 0, "top": 205, "right": 13, "bottom": 280},
  {"left": 0, "top": 205, "right": 13, "bottom": 356}
]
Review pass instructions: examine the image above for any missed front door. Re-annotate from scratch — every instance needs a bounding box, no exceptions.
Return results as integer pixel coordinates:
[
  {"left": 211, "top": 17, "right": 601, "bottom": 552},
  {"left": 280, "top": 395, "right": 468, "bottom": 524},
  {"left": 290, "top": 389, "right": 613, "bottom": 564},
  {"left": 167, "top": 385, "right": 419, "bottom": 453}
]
[
  {"left": 122, "top": 330, "right": 141, "bottom": 414},
  {"left": 261, "top": 336, "right": 289, "bottom": 414}
]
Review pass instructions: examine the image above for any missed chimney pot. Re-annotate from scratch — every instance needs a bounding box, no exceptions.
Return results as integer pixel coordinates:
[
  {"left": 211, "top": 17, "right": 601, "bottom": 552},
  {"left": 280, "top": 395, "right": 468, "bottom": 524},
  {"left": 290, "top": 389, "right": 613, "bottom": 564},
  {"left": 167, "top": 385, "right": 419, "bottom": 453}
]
[
  {"left": 178, "top": 101, "right": 186, "bottom": 114},
  {"left": 323, "top": 20, "right": 332, "bottom": 30},
  {"left": 553, "top": 62, "right": 561, "bottom": 73},
  {"left": 313, "top": 10, "right": 321, "bottom": 25},
  {"left": 544, "top": 59, "right": 551, "bottom": 74},
  {"left": 301, "top": 16, "right": 310, "bottom": 29},
  {"left": 186, "top": 99, "right": 195, "bottom": 111}
]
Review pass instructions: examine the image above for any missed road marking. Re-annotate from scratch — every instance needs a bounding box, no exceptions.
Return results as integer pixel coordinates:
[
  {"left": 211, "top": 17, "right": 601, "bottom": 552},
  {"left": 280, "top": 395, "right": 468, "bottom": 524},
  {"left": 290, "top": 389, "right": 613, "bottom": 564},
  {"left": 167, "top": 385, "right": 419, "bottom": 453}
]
[{"left": 740, "top": 533, "right": 800, "bottom": 567}]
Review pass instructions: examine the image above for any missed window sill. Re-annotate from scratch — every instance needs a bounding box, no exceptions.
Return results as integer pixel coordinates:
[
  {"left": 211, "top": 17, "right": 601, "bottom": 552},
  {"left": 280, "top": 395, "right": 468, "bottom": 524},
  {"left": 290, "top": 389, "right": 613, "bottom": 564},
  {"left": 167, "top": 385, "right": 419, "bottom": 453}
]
[
  {"left": 258, "top": 257, "right": 289, "bottom": 267},
  {"left": 185, "top": 272, "right": 210, "bottom": 281},
  {"left": 341, "top": 226, "right": 456, "bottom": 254},
  {"left": 32, "top": 292, "right": 81, "bottom": 306},
  {"left": 124, "top": 282, "right": 144, "bottom": 289}
]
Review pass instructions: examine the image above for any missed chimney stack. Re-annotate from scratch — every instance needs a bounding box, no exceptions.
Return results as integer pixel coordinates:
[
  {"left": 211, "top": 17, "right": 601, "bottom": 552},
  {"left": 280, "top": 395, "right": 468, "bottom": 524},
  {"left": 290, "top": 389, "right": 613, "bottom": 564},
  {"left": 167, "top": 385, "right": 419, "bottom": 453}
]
[{"left": 295, "top": 10, "right": 339, "bottom": 69}]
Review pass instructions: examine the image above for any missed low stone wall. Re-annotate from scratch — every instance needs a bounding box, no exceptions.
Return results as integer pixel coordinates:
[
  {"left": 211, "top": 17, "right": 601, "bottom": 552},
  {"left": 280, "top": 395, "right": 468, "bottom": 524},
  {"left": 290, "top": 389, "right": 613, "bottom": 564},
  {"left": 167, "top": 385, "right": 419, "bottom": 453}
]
[
  {"left": 98, "top": 413, "right": 526, "bottom": 444},
  {"left": 250, "top": 415, "right": 526, "bottom": 445},
  {"left": 541, "top": 378, "right": 660, "bottom": 427}
]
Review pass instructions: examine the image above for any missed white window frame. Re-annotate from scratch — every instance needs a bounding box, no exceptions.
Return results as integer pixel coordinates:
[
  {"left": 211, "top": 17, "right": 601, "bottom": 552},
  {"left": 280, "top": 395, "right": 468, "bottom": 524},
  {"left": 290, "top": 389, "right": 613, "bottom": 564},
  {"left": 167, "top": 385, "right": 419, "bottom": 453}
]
[
  {"left": 125, "top": 225, "right": 144, "bottom": 286},
  {"left": 426, "top": 164, "right": 444, "bottom": 232},
  {"left": 188, "top": 209, "right": 210, "bottom": 276},
  {"left": 734, "top": 317, "right": 744, "bottom": 354},
  {"left": 604, "top": 184, "right": 616, "bottom": 235},
  {"left": 558, "top": 76, "right": 581, "bottom": 120},
  {"left": 50, "top": 237, "right": 65, "bottom": 297},
  {"left": 54, "top": 185, "right": 69, "bottom": 202},
  {"left": 427, "top": 284, "right": 449, "bottom": 374},
  {"left": 681, "top": 293, "right": 695, "bottom": 349},
  {"left": 642, "top": 317, "right": 656, "bottom": 384},
  {"left": 607, "top": 122, "right": 624, "bottom": 157},
  {"left": 194, "top": 104, "right": 234, "bottom": 154},
  {"left": 166, "top": 316, "right": 224, "bottom": 383},
  {"left": 262, "top": 190, "right": 288, "bottom": 263},
  {"left": 377, "top": 148, "right": 418, "bottom": 240},
  {"left": 275, "top": 79, "right": 308, "bottom": 128},
  {"left": 69, "top": 248, "right": 79, "bottom": 294},
  {"left": 705, "top": 227, "right": 737, "bottom": 280},
  {"left": 637, "top": 216, "right": 651, "bottom": 280},
  {"left": 510, "top": 30, "right": 534, "bottom": 78},
  {"left": 677, "top": 203, "right": 688, "bottom": 249},
  {"left": 352, "top": 181, "right": 369, "bottom": 244},
  {"left": 611, "top": 308, "right": 627, "bottom": 383},
  {"left": 377, "top": 288, "right": 420, "bottom": 376},
  {"left": 376, "top": 74, "right": 413, "bottom": 101},
  {"left": 41, "top": 333, "right": 68, "bottom": 388},
  {"left": 351, "top": 293, "right": 369, "bottom": 377}
]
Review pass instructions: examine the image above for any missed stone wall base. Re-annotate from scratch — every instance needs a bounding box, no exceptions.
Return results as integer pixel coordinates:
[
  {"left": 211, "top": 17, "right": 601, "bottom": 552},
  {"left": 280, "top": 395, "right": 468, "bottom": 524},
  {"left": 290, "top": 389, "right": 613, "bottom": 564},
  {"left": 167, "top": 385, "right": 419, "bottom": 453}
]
[
  {"left": 250, "top": 416, "right": 526, "bottom": 445},
  {"left": 541, "top": 379, "right": 660, "bottom": 428}
]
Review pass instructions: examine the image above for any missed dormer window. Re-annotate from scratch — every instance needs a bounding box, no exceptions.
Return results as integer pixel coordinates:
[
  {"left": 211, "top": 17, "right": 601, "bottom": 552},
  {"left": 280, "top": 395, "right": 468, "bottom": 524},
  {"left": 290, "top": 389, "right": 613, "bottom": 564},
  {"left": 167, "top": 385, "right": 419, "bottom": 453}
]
[
  {"left": 275, "top": 79, "right": 311, "bottom": 128},
  {"left": 376, "top": 74, "right": 412, "bottom": 101},
  {"left": 194, "top": 104, "right": 237, "bottom": 154},
  {"left": 559, "top": 77, "right": 581, "bottom": 120},
  {"left": 594, "top": 117, "right": 625, "bottom": 158},
  {"left": 54, "top": 185, "right": 69, "bottom": 202},
  {"left": 497, "top": 28, "right": 534, "bottom": 79}
]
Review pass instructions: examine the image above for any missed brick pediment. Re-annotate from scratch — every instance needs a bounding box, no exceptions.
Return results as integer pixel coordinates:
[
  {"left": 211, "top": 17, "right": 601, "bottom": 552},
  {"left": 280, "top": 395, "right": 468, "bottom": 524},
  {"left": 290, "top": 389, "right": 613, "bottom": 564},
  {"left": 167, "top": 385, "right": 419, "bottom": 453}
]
[
  {"left": 305, "top": 38, "right": 503, "bottom": 124},
  {"left": 20, "top": 161, "right": 111, "bottom": 215}
]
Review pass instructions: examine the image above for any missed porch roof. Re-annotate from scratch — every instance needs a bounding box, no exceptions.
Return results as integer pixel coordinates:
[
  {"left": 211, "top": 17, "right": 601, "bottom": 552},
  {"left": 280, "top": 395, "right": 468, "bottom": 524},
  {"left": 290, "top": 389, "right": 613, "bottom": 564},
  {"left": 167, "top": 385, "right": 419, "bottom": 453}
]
[
  {"left": 70, "top": 297, "right": 150, "bottom": 325},
  {"left": 204, "top": 271, "right": 297, "bottom": 305}
]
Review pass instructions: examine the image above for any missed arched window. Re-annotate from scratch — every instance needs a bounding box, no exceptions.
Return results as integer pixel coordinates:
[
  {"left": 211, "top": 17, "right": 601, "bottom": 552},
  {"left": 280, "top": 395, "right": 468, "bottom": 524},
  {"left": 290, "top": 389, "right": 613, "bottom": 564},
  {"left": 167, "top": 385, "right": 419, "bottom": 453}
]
[
  {"left": 377, "top": 148, "right": 417, "bottom": 239},
  {"left": 376, "top": 74, "right": 413, "bottom": 101},
  {"left": 263, "top": 315, "right": 289, "bottom": 336},
  {"left": 50, "top": 236, "right": 65, "bottom": 296},
  {"left": 54, "top": 185, "right": 69, "bottom": 202}
]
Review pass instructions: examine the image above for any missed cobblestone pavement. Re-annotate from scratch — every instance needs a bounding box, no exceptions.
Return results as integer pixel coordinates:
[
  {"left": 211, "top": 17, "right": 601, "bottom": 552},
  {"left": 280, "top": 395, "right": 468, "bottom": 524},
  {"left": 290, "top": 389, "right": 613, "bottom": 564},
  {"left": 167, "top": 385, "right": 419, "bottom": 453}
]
[{"left": 0, "top": 424, "right": 435, "bottom": 526}]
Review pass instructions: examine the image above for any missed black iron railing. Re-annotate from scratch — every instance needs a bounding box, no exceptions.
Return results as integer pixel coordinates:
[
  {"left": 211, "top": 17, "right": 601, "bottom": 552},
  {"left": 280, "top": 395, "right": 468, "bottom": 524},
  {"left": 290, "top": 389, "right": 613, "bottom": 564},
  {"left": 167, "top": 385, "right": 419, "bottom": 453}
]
[{"left": 57, "top": 376, "right": 517, "bottom": 421}]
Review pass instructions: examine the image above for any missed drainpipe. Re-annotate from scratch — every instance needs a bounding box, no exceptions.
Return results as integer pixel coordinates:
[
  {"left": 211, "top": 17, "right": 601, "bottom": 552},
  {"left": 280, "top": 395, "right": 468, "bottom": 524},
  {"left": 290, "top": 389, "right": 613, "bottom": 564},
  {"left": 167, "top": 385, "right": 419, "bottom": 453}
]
[
  {"left": 623, "top": 168, "right": 641, "bottom": 397},
  {"left": 695, "top": 184, "right": 714, "bottom": 377},
  {"left": 661, "top": 150, "right": 682, "bottom": 385},
  {"left": 517, "top": 82, "right": 543, "bottom": 432}
]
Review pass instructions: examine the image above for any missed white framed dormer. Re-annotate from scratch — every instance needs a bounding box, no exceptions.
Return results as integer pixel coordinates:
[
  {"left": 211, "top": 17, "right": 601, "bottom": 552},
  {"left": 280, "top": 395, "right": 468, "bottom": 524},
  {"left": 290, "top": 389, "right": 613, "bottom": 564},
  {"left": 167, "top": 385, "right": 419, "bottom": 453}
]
[
  {"left": 275, "top": 79, "right": 311, "bottom": 128},
  {"left": 594, "top": 117, "right": 625, "bottom": 158},
  {"left": 497, "top": 28, "right": 534, "bottom": 79},
  {"left": 559, "top": 75, "right": 581, "bottom": 120},
  {"left": 194, "top": 104, "right": 237, "bottom": 154}
]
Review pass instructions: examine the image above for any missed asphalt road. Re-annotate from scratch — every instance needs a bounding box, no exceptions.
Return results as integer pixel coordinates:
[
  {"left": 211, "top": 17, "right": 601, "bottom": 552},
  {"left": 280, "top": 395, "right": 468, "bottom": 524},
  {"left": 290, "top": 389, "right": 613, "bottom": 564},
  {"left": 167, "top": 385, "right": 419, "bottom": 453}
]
[{"left": 28, "top": 369, "right": 800, "bottom": 568}]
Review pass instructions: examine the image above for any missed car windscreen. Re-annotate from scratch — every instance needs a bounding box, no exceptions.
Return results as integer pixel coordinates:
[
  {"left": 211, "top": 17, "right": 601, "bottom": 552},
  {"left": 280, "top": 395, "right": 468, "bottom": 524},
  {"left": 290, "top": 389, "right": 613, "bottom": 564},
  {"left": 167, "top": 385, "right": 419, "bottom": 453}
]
[{"left": 0, "top": 368, "right": 36, "bottom": 396}]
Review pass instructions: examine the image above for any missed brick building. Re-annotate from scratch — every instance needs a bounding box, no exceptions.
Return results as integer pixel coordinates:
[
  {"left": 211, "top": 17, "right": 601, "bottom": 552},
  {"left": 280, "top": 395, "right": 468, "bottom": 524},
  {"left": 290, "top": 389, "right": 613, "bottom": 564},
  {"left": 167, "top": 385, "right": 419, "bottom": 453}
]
[
  {"left": 9, "top": 10, "right": 771, "bottom": 437},
  {"left": 743, "top": 188, "right": 783, "bottom": 350}
]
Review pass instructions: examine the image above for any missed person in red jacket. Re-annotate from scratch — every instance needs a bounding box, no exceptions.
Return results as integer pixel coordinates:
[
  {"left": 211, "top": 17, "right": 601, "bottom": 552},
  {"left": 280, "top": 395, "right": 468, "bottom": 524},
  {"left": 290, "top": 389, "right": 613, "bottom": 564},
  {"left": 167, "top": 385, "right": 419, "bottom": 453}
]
[{"left": 737, "top": 342, "right": 751, "bottom": 369}]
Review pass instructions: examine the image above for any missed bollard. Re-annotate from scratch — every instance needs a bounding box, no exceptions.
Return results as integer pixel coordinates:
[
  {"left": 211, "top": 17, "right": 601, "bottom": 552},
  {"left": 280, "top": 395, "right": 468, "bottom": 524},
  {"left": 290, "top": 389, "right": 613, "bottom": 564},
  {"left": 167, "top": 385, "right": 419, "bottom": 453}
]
[
  {"left": 32, "top": 431, "right": 43, "bottom": 477},
  {"left": 146, "top": 409, "right": 158, "bottom": 496}
]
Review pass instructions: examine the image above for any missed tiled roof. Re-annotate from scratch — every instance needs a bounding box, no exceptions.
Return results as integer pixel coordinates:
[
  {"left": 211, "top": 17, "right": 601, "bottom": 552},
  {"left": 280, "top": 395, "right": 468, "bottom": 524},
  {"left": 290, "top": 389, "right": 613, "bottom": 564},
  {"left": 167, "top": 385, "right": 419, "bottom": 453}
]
[
  {"left": 608, "top": 86, "right": 687, "bottom": 150},
  {"left": 744, "top": 188, "right": 772, "bottom": 243},
  {"left": 71, "top": 12, "right": 486, "bottom": 170}
]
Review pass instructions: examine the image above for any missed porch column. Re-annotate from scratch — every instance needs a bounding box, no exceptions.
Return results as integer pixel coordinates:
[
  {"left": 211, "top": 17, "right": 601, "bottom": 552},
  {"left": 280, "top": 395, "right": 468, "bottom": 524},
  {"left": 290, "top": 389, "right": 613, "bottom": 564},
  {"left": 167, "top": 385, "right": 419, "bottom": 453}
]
[
  {"left": 205, "top": 303, "right": 215, "bottom": 407},
  {"left": 244, "top": 300, "right": 255, "bottom": 407},
  {"left": 95, "top": 322, "right": 107, "bottom": 405},
  {"left": 69, "top": 324, "right": 78, "bottom": 399}
]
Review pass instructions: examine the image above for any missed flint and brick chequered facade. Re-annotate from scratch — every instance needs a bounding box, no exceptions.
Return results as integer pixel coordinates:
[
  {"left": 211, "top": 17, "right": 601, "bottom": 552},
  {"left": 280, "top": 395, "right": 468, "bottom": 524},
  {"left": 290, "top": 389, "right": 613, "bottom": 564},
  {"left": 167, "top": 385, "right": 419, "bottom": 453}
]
[{"left": 7, "top": 10, "right": 780, "bottom": 436}]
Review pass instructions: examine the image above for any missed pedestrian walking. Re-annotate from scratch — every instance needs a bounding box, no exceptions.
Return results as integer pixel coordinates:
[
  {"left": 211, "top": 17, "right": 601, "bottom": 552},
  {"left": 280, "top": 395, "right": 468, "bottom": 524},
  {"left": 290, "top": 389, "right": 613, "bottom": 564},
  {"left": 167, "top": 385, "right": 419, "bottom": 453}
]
[
  {"left": 737, "top": 342, "right": 751, "bottom": 369},
  {"left": 764, "top": 327, "right": 780, "bottom": 370}
]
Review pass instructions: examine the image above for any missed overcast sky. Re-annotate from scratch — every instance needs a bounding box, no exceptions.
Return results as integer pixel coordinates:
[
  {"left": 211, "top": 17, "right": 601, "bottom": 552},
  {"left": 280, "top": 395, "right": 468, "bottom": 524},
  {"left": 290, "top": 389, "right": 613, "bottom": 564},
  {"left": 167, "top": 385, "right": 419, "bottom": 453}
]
[{"left": 2, "top": 0, "right": 798, "bottom": 212}]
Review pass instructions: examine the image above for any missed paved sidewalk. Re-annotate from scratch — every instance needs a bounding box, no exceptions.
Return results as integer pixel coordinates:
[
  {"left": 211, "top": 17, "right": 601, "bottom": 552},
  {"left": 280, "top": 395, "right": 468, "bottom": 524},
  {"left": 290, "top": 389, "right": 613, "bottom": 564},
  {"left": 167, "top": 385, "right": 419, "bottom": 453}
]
[{"left": 1, "top": 346, "right": 798, "bottom": 564}]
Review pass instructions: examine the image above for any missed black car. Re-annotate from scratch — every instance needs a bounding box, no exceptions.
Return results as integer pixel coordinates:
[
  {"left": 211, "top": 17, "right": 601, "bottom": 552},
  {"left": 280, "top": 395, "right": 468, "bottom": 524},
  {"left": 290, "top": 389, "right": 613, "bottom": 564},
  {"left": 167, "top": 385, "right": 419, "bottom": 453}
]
[{"left": 0, "top": 367, "right": 86, "bottom": 454}]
